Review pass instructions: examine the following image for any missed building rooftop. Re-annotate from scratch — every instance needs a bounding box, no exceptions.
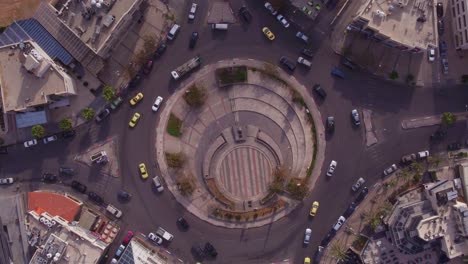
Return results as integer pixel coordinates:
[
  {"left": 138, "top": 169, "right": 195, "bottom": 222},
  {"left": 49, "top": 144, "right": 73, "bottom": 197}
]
[
  {"left": 117, "top": 237, "right": 183, "bottom": 264},
  {"left": 357, "top": 0, "right": 437, "bottom": 49},
  {"left": 0, "top": 42, "right": 76, "bottom": 113},
  {"left": 28, "top": 191, "right": 82, "bottom": 222}
]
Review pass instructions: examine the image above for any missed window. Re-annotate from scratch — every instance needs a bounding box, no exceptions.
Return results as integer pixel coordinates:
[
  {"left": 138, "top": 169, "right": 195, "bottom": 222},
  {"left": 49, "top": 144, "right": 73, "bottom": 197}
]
[
  {"left": 464, "top": 15, "right": 467, "bottom": 27},
  {"left": 453, "top": 7, "right": 456, "bottom": 16},
  {"left": 465, "top": 30, "right": 468, "bottom": 43},
  {"left": 457, "top": 3, "right": 460, "bottom": 14},
  {"left": 462, "top": 2, "right": 466, "bottom": 12},
  {"left": 459, "top": 17, "right": 462, "bottom": 28},
  {"left": 455, "top": 34, "right": 459, "bottom": 46}
]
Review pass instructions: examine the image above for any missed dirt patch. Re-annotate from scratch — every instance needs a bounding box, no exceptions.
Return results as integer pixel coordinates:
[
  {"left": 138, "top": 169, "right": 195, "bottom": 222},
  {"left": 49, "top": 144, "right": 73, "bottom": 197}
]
[{"left": 0, "top": 0, "right": 41, "bottom": 27}]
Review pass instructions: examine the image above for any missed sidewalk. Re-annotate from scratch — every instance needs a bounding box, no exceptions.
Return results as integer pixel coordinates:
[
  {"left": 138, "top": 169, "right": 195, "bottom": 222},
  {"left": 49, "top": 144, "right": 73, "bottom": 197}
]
[
  {"left": 401, "top": 112, "right": 468, "bottom": 129},
  {"left": 154, "top": 58, "right": 326, "bottom": 228}
]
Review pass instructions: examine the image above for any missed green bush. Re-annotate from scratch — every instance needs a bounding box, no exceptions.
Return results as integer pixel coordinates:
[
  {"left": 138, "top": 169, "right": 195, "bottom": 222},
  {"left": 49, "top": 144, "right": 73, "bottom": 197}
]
[
  {"left": 165, "top": 152, "right": 185, "bottom": 168},
  {"left": 225, "top": 213, "right": 233, "bottom": 220},
  {"left": 177, "top": 177, "right": 194, "bottom": 196},
  {"left": 102, "top": 86, "right": 115, "bottom": 102},
  {"left": 167, "top": 113, "right": 182, "bottom": 137},
  {"left": 235, "top": 214, "right": 241, "bottom": 221},
  {"left": 59, "top": 118, "right": 73, "bottom": 131},
  {"left": 217, "top": 66, "right": 248, "bottom": 85},
  {"left": 31, "top": 125, "right": 45, "bottom": 139},
  {"left": 81, "top": 107, "right": 95, "bottom": 120},
  {"left": 441, "top": 112, "right": 456, "bottom": 126},
  {"left": 389, "top": 71, "right": 399, "bottom": 80},
  {"left": 183, "top": 85, "right": 207, "bottom": 108}
]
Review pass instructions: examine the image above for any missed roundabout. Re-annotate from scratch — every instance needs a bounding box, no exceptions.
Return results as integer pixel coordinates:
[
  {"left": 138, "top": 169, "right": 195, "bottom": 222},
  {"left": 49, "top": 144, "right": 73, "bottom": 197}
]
[{"left": 156, "top": 58, "right": 323, "bottom": 228}]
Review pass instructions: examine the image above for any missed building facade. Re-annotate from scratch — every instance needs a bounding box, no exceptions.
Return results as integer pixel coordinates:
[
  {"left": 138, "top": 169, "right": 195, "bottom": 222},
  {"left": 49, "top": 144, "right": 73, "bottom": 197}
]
[{"left": 451, "top": 0, "right": 468, "bottom": 49}]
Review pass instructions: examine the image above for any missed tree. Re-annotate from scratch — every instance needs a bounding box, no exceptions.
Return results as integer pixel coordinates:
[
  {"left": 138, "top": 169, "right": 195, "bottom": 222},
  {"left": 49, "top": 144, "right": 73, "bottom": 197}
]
[
  {"left": 441, "top": 112, "right": 456, "bottom": 126},
  {"left": 389, "top": 71, "right": 399, "bottom": 80},
  {"left": 363, "top": 209, "right": 381, "bottom": 231},
  {"left": 165, "top": 152, "right": 185, "bottom": 168},
  {"left": 183, "top": 85, "right": 207, "bottom": 108},
  {"left": 102, "top": 86, "right": 115, "bottom": 102},
  {"left": 142, "top": 34, "right": 157, "bottom": 55},
  {"left": 329, "top": 243, "right": 349, "bottom": 262},
  {"left": 81, "top": 107, "right": 95, "bottom": 121},
  {"left": 397, "top": 167, "right": 412, "bottom": 183},
  {"left": 31, "top": 125, "right": 45, "bottom": 139},
  {"left": 59, "top": 118, "right": 73, "bottom": 131}
]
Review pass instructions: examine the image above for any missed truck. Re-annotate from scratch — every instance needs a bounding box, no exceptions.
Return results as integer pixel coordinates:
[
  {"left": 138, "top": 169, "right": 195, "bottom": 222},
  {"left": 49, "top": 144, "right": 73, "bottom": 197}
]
[
  {"left": 171, "top": 56, "right": 201, "bottom": 80},
  {"left": 156, "top": 227, "right": 174, "bottom": 241},
  {"left": 90, "top": 151, "right": 107, "bottom": 164}
]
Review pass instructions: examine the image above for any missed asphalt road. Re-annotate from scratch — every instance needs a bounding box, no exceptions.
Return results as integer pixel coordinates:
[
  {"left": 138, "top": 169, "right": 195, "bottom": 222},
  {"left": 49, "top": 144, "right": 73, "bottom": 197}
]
[{"left": 1, "top": 1, "right": 468, "bottom": 263}]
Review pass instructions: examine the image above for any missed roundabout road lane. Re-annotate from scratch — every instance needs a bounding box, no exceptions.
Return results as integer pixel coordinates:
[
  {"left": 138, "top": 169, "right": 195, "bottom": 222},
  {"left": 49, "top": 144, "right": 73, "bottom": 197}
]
[{"left": 2, "top": 1, "right": 468, "bottom": 263}]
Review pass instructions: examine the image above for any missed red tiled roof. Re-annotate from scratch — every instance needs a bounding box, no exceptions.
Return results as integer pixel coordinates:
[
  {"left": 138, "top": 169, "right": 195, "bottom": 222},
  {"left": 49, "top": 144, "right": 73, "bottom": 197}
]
[{"left": 28, "top": 192, "right": 81, "bottom": 222}]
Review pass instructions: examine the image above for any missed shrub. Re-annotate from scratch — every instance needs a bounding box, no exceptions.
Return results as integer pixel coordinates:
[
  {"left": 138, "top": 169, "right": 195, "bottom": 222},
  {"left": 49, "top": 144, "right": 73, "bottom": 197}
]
[
  {"left": 389, "top": 71, "right": 399, "bottom": 80},
  {"left": 31, "top": 125, "right": 45, "bottom": 139},
  {"left": 286, "top": 179, "right": 307, "bottom": 200},
  {"left": 225, "top": 213, "right": 233, "bottom": 220},
  {"left": 81, "top": 107, "right": 95, "bottom": 120},
  {"left": 167, "top": 113, "right": 182, "bottom": 137},
  {"left": 290, "top": 89, "right": 305, "bottom": 107},
  {"left": 253, "top": 213, "right": 258, "bottom": 219},
  {"left": 177, "top": 176, "right": 194, "bottom": 196},
  {"left": 165, "top": 152, "right": 185, "bottom": 168},
  {"left": 59, "top": 118, "right": 73, "bottom": 131},
  {"left": 102, "top": 86, "right": 115, "bottom": 102},
  {"left": 441, "top": 112, "right": 456, "bottom": 126},
  {"left": 183, "top": 85, "right": 207, "bottom": 108},
  {"left": 217, "top": 66, "right": 248, "bottom": 86}
]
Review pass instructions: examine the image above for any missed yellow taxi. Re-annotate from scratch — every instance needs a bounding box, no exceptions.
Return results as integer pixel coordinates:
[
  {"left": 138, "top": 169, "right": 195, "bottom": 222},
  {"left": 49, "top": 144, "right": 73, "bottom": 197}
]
[
  {"left": 139, "top": 163, "right": 148, "bottom": 179},
  {"left": 262, "top": 27, "right": 275, "bottom": 41},
  {"left": 304, "top": 257, "right": 311, "bottom": 264},
  {"left": 129, "top": 112, "right": 141, "bottom": 128},
  {"left": 130, "top": 92, "right": 144, "bottom": 106},
  {"left": 310, "top": 201, "right": 319, "bottom": 216}
]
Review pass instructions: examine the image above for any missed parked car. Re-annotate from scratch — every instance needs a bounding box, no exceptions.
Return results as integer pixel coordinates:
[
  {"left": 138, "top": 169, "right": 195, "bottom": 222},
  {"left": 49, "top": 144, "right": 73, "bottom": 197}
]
[
  {"left": 320, "top": 230, "right": 336, "bottom": 247},
  {"left": 326, "top": 116, "right": 335, "bottom": 132},
  {"left": 110, "top": 97, "right": 123, "bottom": 110},
  {"left": 0, "top": 177, "right": 14, "bottom": 185},
  {"left": 276, "top": 14, "right": 290, "bottom": 28},
  {"left": 188, "top": 3, "right": 197, "bottom": 20},
  {"left": 439, "top": 40, "right": 447, "bottom": 55},
  {"left": 153, "top": 176, "right": 164, "bottom": 192},
  {"left": 448, "top": 142, "right": 462, "bottom": 151},
  {"left": 24, "top": 139, "right": 38, "bottom": 148},
  {"left": 326, "top": 160, "right": 337, "bottom": 177},
  {"left": 114, "top": 244, "right": 126, "bottom": 259},
  {"left": 153, "top": 43, "right": 167, "bottom": 59},
  {"left": 436, "top": 2, "right": 443, "bottom": 18},
  {"left": 279, "top": 56, "right": 296, "bottom": 72},
  {"left": 59, "top": 167, "right": 75, "bottom": 176},
  {"left": 177, "top": 217, "right": 190, "bottom": 230},
  {"left": 314, "top": 246, "right": 325, "bottom": 264},
  {"left": 351, "top": 109, "right": 361, "bottom": 126},
  {"left": 352, "top": 177, "right": 365, "bottom": 191},
  {"left": 332, "top": 216, "right": 346, "bottom": 231},
  {"left": 88, "top": 192, "right": 104, "bottom": 204},
  {"left": 313, "top": 84, "right": 327, "bottom": 99},
  {"left": 118, "top": 190, "right": 132, "bottom": 201},
  {"left": 430, "top": 130, "right": 446, "bottom": 141},
  {"left": 417, "top": 150, "right": 430, "bottom": 159},
  {"left": 148, "top": 232, "right": 163, "bottom": 245},
  {"left": 355, "top": 187, "right": 369, "bottom": 204},
  {"left": 71, "top": 181, "right": 87, "bottom": 193},
  {"left": 262, "top": 27, "right": 275, "bottom": 41},
  {"left": 441, "top": 57, "right": 449, "bottom": 75},
  {"left": 95, "top": 108, "right": 110, "bottom": 123},
  {"left": 189, "top": 32, "right": 199, "bottom": 49},
  {"left": 437, "top": 19, "right": 445, "bottom": 35},
  {"left": 43, "top": 135, "right": 58, "bottom": 144},
  {"left": 301, "top": 48, "right": 313, "bottom": 58},
  {"left": 342, "top": 59, "right": 357, "bottom": 70},
  {"left": 383, "top": 164, "right": 397, "bottom": 176},
  {"left": 309, "top": 201, "right": 319, "bottom": 216},
  {"left": 143, "top": 60, "right": 154, "bottom": 75},
  {"left": 128, "top": 73, "right": 142, "bottom": 88},
  {"left": 297, "top": 57, "right": 312, "bottom": 68},
  {"left": 61, "top": 130, "right": 76, "bottom": 139},
  {"left": 122, "top": 231, "right": 134, "bottom": 245},
  {"left": 427, "top": 47, "right": 436, "bottom": 62},
  {"left": 304, "top": 228, "right": 312, "bottom": 244},
  {"left": 264, "top": 2, "right": 278, "bottom": 15},
  {"left": 331, "top": 67, "right": 345, "bottom": 78},
  {"left": 192, "top": 244, "right": 206, "bottom": 260},
  {"left": 205, "top": 242, "right": 218, "bottom": 257},
  {"left": 239, "top": 6, "right": 252, "bottom": 23},
  {"left": 401, "top": 153, "right": 417, "bottom": 164},
  {"left": 343, "top": 202, "right": 357, "bottom": 218},
  {"left": 296, "top": 31, "right": 309, "bottom": 43},
  {"left": 152, "top": 96, "right": 164, "bottom": 112},
  {"left": 42, "top": 173, "right": 58, "bottom": 183}
]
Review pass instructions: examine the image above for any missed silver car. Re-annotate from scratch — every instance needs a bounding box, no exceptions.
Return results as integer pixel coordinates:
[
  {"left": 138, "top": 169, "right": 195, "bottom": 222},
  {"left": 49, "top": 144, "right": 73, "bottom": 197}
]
[
  {"left": 352, "top": 177, "right": 365, "bottom": 191},
  {"left": 383, "top": 164, "right": 397, "bottom": 176},
  {"left": 351, "top": 109, "right": 361, "bottom": 126}
]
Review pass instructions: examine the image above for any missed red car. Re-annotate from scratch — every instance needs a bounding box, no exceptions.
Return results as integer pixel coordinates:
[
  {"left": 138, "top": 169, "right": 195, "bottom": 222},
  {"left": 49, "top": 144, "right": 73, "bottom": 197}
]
[
  {"left": 122, "top": 231, "right": 134, "bottom": 245},
  {"left": 143, "top": 60, "right": 153, "bottom": 75}
]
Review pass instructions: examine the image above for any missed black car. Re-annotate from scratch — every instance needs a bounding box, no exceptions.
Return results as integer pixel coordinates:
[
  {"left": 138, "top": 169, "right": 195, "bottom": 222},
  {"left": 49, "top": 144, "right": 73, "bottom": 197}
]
[
  {"left": 204, "top": 242, "right": 218, "bottom": 257},
  {"left": 59, "top": 167, "right": 75, "bottom": 176},
  {"left": 313, "top": 84, "right": 327, "bottom": 99},
  {"left": 71, "top": 181, "right": 87, "bottom": 193},
  {"left": 355, "top": 187, "right": 368, "bottom": 204},
  {"left": 279, "top": 56, "right": 296, "bottom": 72},
  {"left": 42, "top": 173, "right": 58, "bottom": 183},
  {"left": 320, "top": 230, "right": 336, "bottom": 247},
  {"left": 439, "top": 40, "right": 447, "bottom": 55},
  {"left": 191, "top": 244, "right": 205, "bottom": 260},
  {"left": 437, "top": 19, "right": 445, "bottom": 35},
  {"left": 95, "top": 108, "right": 110, "bottom": 123},
  {"left": 342, "top": 58, "right": 357, "bottom": 70},
  {"left": 128, "top": 73, "right": 142, "bottom": 89},
  {"left": 448, "top": 142, "right": 462, "bottom": 151},
  {"left": 301, "top": 48, "right": 314, "bottom": 58},
  {"left": 88, "top": 192, "right": 104, "bottom": 204},
  {"left": 314, "top": 246, "right": 324, "bottom": 264},
  {"left": 436, "top": 2, "right": 443, "bottom": 18},
  {"left": 61, "top": 130, "right": 76, "bottom": 139},
  {"left": 118, "top": 190, "right": 132, "bottom": 201},
  {"left": 239, "top": 6, "right": 252, "bottom": 23},
  {"left": 177, "top": 217, "right": 190, "bottom": 230},
  {"left": 189, "top": 32, "right": 199, "bottom": 49},
  {"left": 343, "top": 202, "right": 357, "bottom": 218},
  {"left": 153, "top": 42, "right": 167, "bottom": 59},
  {"left": 430, "top": 130, "right": 446, "bottom": 141},
  {"left": 326, "top": 116, "right": 335, "bottom": 132}
]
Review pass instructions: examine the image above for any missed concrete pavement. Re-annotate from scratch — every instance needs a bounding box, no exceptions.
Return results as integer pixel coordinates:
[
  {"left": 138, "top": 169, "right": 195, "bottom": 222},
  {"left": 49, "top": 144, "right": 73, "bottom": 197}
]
[{"left": 401, "top": 112, "right": 468, "bottom": 129}]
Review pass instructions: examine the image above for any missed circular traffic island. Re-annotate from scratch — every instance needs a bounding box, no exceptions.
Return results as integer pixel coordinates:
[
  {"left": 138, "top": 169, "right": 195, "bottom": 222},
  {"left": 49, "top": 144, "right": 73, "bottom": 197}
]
[{"left": 155, "top": 59, "right": 324, "bottom": 228}]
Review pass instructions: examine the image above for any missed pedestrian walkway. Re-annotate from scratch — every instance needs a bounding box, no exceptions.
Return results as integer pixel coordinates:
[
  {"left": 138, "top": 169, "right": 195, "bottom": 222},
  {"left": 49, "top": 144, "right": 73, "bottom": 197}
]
[{"left": 401, "top": 112, "right": 468, "bottom": 129}]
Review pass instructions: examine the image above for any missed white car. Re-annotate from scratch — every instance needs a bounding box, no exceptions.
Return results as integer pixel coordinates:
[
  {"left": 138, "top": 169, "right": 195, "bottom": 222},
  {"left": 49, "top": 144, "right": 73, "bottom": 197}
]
[
  {"left": 24, "top": 139, "right": 38, "bottom": 148},
  {"left": 0, "top": 177, "right": 14, "bottom": 185},
  {"left": 264, "top": 2, "right": 278, "bottom": 15},
  {"left": 417, "top": 150, "right": 430, "bottom": 159},
  {"left": 148, "top": 232, "right": 163, "bottom": 245},
  {"left": 304, "top": 228, "right": 312, "bottom": 244},
  {"left": 351, "top": 109, "right": 361, "bottom": 126},
  {"left": 188, "top": 3, "right": 197, "bottom": 20},
  {"left": 43, "top": 135, "right": 58, "bottom": 144},
  {"left": 383, "top": 164, "right": 397, "bottom": 176},
  {"left": 276, "top": 14, "right": 290, "bottom": 28},
  {"left": 326, "top": 160, "right": 337, "bottom": 177},
  {"left": 332, "top": 216, "right": 346, "bottom": 231},
  {"left": 296, "top": 31, "right": 309, "bottom": 43},
  {"left": 152, "top": 96, "right": 164, "bottom": 112},
  {"left": 428, "top": 47, "right": 435, "bottom": 62},
  {"left": 352, "top": 177, "right": 365, "bottom": 191}
]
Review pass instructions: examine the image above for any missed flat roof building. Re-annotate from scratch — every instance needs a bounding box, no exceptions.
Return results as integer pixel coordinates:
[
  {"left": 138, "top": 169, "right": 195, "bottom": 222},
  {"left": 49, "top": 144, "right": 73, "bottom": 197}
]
[
  {"left": 450, "top": 0, "right": 468, "bottom": 49},
  {"left": 349, "top": 0, "right": 438, "bottom": 52}
]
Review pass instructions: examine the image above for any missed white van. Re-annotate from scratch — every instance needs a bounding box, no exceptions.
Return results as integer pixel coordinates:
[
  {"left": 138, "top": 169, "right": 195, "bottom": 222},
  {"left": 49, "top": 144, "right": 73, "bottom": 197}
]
[
  {"left": 212, "top": 23, "right": 228, "bottom": 30},
  {"left": 106, "top": 204, "right": 123, "bottom": 218},
  {"left": 167, "top": 24, "right": 180, "bottom": 40},
  {"left": 297, "top": 57, "right": 312, "bottom": 68}
]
